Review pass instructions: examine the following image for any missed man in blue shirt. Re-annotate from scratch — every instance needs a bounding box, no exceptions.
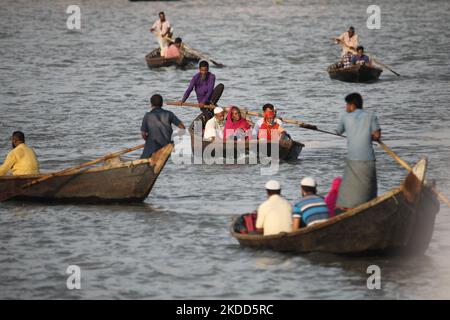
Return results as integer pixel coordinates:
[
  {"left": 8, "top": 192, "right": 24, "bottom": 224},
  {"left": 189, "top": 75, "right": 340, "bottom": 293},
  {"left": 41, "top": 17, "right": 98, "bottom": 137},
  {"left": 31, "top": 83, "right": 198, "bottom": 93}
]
[
  {"left": 293, "top": 177, "right": 330, "bottom": 229},
  {"left": 336, "top": 93, "right": 381, "bottom": 210},
  {"left": 141, "top": 94, "right": 185, "bottom": 158},
  {"left": 351, "top": 46, "right": 370, "bottom": 66}
]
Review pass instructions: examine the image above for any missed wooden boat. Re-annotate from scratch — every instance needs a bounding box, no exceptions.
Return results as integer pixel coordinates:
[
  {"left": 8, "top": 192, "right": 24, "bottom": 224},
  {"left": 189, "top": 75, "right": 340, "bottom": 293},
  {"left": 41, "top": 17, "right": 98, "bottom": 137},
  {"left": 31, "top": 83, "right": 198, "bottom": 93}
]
[
  {"left": 145, "top": 48, "right": 200, "bottom": 69},
  {"left": 327, "top": 63, "right": 383, "bottom": 83},
  {"left": 188, "top": 112, "right": 304, "bottom": 161},
  {"left": 0, "top": 144, "right": 173, "bottom": 203},
  {"left": 230, "top": 158, "right": 440, "bottom": 255}
]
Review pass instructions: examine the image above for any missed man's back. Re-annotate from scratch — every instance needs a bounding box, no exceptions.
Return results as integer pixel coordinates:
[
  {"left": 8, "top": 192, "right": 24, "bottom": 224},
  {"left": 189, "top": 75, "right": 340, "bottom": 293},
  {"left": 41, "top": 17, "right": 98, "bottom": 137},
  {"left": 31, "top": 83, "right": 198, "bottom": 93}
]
[
  {"left": 337, "top": 109, "right": 380, "bottom": 161},
  {"left": 256, "top": 195, "right": 292, "bottom": 236},
  {"left": 165, "top": 45, "right": 181, "bottom": 59},
  {"left": 141, "top": 108, "right": 181, "bottom": 158},
  {"left": 293, "top": 195, "right": 329, "bottom": 226},
  {"left": 0, "top": 143, "right": 39, "bottom": 176}
]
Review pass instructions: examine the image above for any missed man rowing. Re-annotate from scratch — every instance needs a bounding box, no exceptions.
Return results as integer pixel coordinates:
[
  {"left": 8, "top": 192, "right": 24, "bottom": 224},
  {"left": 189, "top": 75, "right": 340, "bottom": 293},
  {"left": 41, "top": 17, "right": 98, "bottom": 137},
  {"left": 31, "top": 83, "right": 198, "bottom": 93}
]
[
  {"left": 335, "top": 93, "right": 381, "bottom": 211},
  {"left": 0, "top": 131, "right": 39, "bottom": 176},
  {"left": 149, "top": 11, "right": 172, "bottom": 57},
  {"left": 181, "top": 61, "right": 216, "bottom": 115},
  {"left": 335, "top": 26, "right": 359, "bottom": 68},
  {"left": 140, "top": 94, "right": 185, "bottom": 158}
]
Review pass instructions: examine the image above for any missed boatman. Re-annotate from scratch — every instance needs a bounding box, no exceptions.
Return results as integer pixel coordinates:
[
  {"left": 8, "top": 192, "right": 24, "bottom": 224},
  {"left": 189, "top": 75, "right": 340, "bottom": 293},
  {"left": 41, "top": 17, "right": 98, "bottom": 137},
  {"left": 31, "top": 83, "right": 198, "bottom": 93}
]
[
  {"left": 335, "top": 26, "right": 359, "bottom": 68},
  {"left": 181, "top": 61, "right": 216, "bottom": 114},
  {"left": 0, "top": 131, "right": 39, "bottom": 176},
  {"left": 140, "top": 94, "right": 185, "bottom": 159},
  {"left": 335, "top": 93, "right": 381, "bottom": 211},
  {"left": 255, "top": 180, "right": 293, "bottom": 236},
  {"left": 149, "top": 11, "right": 172, "bottom": 57}
]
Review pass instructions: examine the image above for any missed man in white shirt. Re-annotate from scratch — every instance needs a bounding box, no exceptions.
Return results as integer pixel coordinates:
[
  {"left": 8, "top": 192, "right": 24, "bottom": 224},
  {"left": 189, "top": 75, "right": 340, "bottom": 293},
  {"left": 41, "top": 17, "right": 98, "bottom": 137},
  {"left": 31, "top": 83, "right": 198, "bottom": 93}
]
[
  {"left": 335, "top": 26, "right": 359, "bottom": 56},
  {"left": 204, "top": 107, "right": 225, "bottom": 141},
  {"left": 150, "top": 12, "right": 172, "bottom": 56},
  {"left": 256, "top": 180, "right": 293, "bottom": 236}
]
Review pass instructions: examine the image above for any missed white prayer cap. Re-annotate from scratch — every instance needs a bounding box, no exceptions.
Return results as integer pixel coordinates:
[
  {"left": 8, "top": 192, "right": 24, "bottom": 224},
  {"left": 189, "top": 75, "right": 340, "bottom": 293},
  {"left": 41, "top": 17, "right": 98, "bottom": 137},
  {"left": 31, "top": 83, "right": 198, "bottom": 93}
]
[
  {"left": 265, "top": 180, "right": 281, "bottom": 191},
  {"left": 214, "top": 107, "right": 224, "bottom": 114},
  {"left": 301, "top": 177, "right": 317, "bottom": 188}
]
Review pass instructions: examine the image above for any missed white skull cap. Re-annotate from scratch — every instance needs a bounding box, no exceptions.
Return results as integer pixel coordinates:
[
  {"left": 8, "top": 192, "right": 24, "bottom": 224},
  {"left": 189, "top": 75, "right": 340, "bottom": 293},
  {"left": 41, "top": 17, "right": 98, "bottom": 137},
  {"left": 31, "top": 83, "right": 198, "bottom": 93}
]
[{"left": 265, "top": 180, "right": 281, "bottom": 191}]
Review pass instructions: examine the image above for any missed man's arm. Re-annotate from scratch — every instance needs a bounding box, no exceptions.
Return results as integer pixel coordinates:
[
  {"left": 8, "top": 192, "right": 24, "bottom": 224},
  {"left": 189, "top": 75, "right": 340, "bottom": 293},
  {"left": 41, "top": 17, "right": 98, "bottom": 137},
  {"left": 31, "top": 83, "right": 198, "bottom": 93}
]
[
  {"left": 255, "top": 207, "right": 265, "bottom": 234},
  {"left": 182, "top": 75, "right": 196, "bottom": 102},
  {"left": 292, "top": 205, "right": 302, "bottom": 231},
  {"left": 336, "top": 114, "right": 346, "bottom": 135},
  {"left": 372, "top": 129, "right": 381, "bottom": 142},
  {"left": 292, "top": 217, "right": 301, "bottom": 231},
  {"left": 141, "top": 132, "right": 148, "bottom": 141},
  {"left": 371, "top": 114, "right": 381, "bottom": 141},
  {"left": 0, "top": 151, "right": 16, "bottom": 176},
  {"left": 140, "top": 114, "right": 149, "bottom": 141}
]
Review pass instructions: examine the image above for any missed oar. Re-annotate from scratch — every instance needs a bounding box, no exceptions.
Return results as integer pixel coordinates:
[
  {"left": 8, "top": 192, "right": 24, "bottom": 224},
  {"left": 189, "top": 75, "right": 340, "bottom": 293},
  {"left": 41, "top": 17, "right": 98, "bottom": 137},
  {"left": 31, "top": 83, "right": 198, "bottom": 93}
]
[
  {"left": 334, "top": 40, "right": 400, "bottom": 76},
  {"left": 165, "top": 37, "right": 224, "bottom": 68},
  {"left": 0, "top": 144, "right": 145, "bottom": 202},
  {"left": 371, "top": 58, "right": 400, "bottom": 77},
  {"left": 377, "top": 141, "right": 450, "bottom": 207}
]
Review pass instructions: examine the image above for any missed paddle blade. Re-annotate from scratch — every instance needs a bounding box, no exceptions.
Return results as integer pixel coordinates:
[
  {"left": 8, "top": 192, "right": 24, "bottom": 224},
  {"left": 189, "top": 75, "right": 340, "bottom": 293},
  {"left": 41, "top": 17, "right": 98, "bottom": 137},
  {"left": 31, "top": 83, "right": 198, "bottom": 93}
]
[{"left": 211, "top": 83, "right": 225, "bottom": 105}]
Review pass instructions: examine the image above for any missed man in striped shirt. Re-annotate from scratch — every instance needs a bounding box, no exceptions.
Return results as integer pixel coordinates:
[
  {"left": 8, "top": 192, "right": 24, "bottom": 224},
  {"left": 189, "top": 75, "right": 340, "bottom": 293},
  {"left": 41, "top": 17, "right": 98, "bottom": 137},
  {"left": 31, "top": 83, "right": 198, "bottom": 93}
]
[{"left": 292, "top": 177, "right": 330, "bottom": 229}]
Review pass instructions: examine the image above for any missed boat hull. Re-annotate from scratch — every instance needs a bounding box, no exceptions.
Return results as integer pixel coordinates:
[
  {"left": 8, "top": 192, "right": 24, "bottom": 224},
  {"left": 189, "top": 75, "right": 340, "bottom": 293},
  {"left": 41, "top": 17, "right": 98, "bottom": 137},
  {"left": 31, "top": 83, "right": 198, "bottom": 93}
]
[
  {"left": 327, "top": 63, "right": 383, "bottom": 83},
  {"left": 230, "top": 159, "right": 440, "bottom": 255},
  {"left": 145, "top": 48, "right": 200, "bottom": 69},
  {"left": 0, "top": 144, "right": 173, "bottom": 203}
]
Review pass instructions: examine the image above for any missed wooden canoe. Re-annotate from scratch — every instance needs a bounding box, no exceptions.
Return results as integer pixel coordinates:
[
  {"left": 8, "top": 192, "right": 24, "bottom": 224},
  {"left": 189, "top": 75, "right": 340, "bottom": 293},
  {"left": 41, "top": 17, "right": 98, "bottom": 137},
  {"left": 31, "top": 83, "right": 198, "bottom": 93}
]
[
  {"left": 188, "top": 112, "right": 304, "bottom": 162},
  {"left": 230, "top": 158, "right": 440, "bottom": 255},
  {"left": 145, "top": 48, "right": 200, "bottom": 69},
  {"left": 0, "top": 144, "right": 173, "bottom": 203},
  {"left": 327, "top": 63, "right": 383, "bottom": 83}
]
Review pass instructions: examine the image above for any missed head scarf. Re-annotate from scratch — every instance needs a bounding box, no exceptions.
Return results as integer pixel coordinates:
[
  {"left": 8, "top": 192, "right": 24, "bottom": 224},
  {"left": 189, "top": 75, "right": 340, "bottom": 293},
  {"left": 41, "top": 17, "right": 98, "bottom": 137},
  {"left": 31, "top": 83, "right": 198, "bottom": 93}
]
[{"left": 224, "top": 106, "right": 251, "bottom": 140}]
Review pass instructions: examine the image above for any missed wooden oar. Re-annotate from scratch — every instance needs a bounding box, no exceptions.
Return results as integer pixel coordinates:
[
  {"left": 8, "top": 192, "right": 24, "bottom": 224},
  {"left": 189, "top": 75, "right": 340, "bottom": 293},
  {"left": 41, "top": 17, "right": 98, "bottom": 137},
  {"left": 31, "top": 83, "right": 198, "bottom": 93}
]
[
  {"left": 377, "top": 141, "right": 450, "bottom": 207},
  {"left": 0, "top": 144, "right": 144, "bottom": 202},
  {"left": 334, "top": 40, "right": 400, "bottom": 76},
  {"left": 165, "top": 37, "right": 224, "bottom": 68}
]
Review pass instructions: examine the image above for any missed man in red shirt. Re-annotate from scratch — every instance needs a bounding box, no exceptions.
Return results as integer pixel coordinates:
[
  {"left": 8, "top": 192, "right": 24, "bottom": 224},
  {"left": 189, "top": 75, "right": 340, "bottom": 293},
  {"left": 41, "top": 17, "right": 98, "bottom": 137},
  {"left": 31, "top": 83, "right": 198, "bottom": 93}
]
[{"left": 164, "top": 37, "right": 183, "bottom": 59}]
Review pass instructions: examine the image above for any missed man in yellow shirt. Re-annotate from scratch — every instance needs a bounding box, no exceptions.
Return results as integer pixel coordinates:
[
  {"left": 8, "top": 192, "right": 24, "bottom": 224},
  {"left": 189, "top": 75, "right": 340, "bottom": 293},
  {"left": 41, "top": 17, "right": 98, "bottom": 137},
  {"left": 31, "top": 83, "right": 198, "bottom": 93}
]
[
  {"left": 255, "top": 180, "right": 293, "bottom": 236},
  {"left": 0, "top": 131, "right": 39, "bottom": 176}
]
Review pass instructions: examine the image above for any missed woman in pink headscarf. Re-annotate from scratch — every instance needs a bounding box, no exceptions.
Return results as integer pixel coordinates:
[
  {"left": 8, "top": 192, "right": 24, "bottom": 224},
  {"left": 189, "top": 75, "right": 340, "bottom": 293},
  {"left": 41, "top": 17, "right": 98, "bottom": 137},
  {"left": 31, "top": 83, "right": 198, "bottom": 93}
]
[
  {"left": 324, "top": 177, "right": 342, "bottom": 217},
  {"left": 224, "top": 106, "right": 252, "bottom": 141}
]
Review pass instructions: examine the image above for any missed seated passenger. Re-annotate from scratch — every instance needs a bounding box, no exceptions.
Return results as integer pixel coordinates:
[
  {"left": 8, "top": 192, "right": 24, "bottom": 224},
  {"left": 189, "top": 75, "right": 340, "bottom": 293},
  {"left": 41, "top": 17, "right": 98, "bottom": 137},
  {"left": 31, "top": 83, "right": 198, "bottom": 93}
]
[
  {"left": 252, "top": 103, "right": 283, "bottom": 138},
  {"left": 292, "top": 177, "right": 330, "bottom": 230},
  {"left": 223, "top": 106, "right": 252, "bottom": 141},
  {"left": 164, "top": 37, "right": 183, "bottom": 59},
  {"left": 0, "top": 131, "right": 39, "bottom": 176},
  {"left": 256, "top": 180, "right": 293, "bottom": 236},
  {"left": 204, "top": 107, "right": 225, "bottom": 141},
  {"left": 257, "top": 110, "right": 287, "bottom": 142},
  {"left": 351, "top": 46, "right": 370, "bottom": 66},
  {"left": 324, "top": 177, "right": 342, "bottom": 217}
]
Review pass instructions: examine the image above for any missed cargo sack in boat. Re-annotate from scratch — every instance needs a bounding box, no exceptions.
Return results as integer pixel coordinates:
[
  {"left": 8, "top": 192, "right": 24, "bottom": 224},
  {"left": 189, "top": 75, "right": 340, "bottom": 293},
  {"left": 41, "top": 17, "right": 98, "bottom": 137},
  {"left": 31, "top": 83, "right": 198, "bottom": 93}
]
[{"left": 243, "top": 212, "right": 257, "bottom": 234}]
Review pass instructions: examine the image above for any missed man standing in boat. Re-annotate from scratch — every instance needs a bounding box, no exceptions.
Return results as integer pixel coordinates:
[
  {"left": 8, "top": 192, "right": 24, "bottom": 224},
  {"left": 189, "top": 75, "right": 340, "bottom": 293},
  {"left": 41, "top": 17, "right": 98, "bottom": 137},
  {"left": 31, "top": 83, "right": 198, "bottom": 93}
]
[
  {"left": 0, "top": 131, "right": 39, "bottom": 176},
  {"left": 140, "top": 94, "right": 185, "bottom": 159},
  {"left": 335, "top": 26, "right": 359, "bottom": 67},
  {"left": 181, "top": 61, "right": 216, "bottom": 115},
  {"left": 149, "top": 11, "right": 172, "bottom": 57},
  {"left": 335, "top": 93, "right": 381, "bottom": 211}
]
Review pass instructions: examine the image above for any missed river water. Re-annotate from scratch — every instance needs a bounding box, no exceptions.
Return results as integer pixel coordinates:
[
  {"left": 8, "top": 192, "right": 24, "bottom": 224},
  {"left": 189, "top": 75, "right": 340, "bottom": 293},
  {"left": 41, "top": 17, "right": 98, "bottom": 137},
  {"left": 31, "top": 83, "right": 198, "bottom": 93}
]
[{"left": 1, "top": 0, "right": 450, "bottom": 299}]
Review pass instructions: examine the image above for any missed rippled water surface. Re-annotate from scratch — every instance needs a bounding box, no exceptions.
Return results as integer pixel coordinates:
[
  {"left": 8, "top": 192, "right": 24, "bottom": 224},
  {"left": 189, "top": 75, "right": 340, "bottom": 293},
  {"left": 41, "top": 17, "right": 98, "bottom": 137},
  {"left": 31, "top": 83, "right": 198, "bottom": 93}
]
[{"left": 1, "top": 0, "right": 450, "bottom": 299}]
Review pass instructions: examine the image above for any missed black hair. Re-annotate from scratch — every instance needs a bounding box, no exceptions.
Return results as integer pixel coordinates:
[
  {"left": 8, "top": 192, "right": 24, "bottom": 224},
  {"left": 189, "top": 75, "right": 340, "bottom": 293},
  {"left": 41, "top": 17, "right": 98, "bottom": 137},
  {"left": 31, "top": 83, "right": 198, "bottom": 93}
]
[
  {"left": 262, "top": 103, "right": 275, "bottom": 112},
  {"left": 357, "top": 45, "right": 364, "bottom": 51},
  {"left": 349, "top": 26, "right": 355, "bottom": 32},
  {"left": 150, "top": 94, "right": 163, "bottom": 107},
  {"left": 159, "top": 11, "right": 165, "bottom": 16},
  {"left": 12, "top": 131, "right": 25, "bottom": 142},
  {"left": 175, "top": 37, "right": 182, "bottom": 44},
  {"left": 267, "top": 189, "right": 281, "bottom": 196},
  {"left": 301, "top": 185, "right": 317, "bottom": 194},
  {"left": 199, "top": 60, "right": 209, "bottom": 69},
  {"left": 345, "top": 92, "right": 363, "bottom": 109}
]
